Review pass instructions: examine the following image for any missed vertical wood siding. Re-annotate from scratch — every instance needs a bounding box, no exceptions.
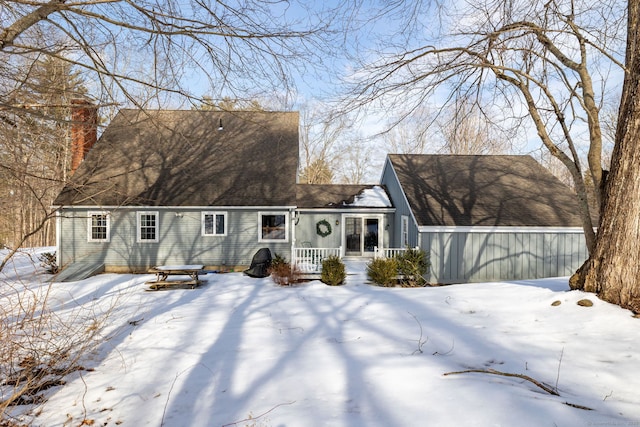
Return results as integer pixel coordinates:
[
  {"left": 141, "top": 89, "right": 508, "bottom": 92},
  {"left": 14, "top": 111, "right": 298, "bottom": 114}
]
[
  {"left": 380, "top": 161, "right": 418, "bottom": 247},
  {"left": 421, "top": 231, "right": 588, "bottom": 284}
]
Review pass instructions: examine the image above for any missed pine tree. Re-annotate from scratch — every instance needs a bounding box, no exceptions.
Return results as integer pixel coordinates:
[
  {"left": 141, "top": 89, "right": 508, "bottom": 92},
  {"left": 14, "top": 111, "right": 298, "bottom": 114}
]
[{"left": 0, "top": 56, "right": 88, "bottom": 248}]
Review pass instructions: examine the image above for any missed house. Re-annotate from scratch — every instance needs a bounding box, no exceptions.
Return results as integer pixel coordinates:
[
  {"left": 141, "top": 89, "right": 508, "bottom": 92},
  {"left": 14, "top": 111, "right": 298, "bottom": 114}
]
[
  {"left": 380, "top": 154, "right": 589, "bottom": 283},
  {"left": 53, "top": 109, "right": 300, "bottom": 275},
  {"left": 53, "top": 107, "right": 589, "bottom": 283}
]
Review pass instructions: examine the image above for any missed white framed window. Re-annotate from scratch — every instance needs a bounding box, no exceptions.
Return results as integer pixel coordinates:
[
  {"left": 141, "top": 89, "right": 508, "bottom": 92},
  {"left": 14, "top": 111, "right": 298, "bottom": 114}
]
[
  {"left": 258, "top": 212, "right": 288, "bottom": 242},
  {"left": 202, "top": 211, "right": 227, "bottom": 236},
  {"left": 137, "top": 211, "right": 159, "bottom": 243},
  {"left": 401, "top": 215, "right": 409, "bottom": 247},
  {"left": 88, "top": 211, "right": 110, "bottom": 242}
]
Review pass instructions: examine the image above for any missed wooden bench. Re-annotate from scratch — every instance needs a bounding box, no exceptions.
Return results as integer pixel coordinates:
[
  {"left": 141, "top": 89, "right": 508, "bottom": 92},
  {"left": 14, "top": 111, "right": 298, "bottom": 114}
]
[{"left": 146, "top": 265, "right": 205, "bottom": 290}]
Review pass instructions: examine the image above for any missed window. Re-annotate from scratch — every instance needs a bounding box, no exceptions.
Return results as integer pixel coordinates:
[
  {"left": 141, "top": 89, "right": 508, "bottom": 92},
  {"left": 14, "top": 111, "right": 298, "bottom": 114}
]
[
  {"left": 401, "top": 215, "right": 409, "bottom": 247},
  {"left": 259, "top": 212, "right": 288, "bottom": 242},
  {"left": 137, "top": 211, "right": 159, "bottom": 242},
  {"left": 88, "top": 211, "right": 110, "bottom": 242},
  {"left": 202, "top": 212, "right": 227, "bottom": 236}
]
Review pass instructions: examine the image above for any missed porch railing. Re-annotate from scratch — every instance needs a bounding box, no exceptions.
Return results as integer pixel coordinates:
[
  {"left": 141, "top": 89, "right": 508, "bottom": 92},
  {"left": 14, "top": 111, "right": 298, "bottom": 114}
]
[
  {"left": 292, "top": 246, "right": 342, "bottom": 273},
  {"left": 292, "top": 246, "right": 420, "bottom": 273},
  {"left": 374, "top": 246, "right": 420, "bottom": 259}
]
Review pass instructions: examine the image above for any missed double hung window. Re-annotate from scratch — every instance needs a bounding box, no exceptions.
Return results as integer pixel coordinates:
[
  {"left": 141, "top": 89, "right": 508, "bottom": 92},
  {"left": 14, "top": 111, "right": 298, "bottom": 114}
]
[
  {"left": 137, "top": 211, "right": 159, "bottom": 242},
  {"left": 88, "top": 211, "right": 110, "bottom": 242}
]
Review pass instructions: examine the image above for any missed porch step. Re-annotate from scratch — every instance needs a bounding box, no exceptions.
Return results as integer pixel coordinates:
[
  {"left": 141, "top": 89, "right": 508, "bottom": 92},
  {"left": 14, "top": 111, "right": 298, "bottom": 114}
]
[{"left": 342, "top": 259, "right": 369, "bottom": 274}]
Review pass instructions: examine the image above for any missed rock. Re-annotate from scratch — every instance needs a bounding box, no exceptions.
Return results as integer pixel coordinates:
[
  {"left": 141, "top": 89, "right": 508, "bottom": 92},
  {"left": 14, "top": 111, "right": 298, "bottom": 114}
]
[
  {"left": 577, "top": 299, "right": 594, "bottom": 307},
  {"left": 551, "top": 300, "right": 562, "bottom": 306}
]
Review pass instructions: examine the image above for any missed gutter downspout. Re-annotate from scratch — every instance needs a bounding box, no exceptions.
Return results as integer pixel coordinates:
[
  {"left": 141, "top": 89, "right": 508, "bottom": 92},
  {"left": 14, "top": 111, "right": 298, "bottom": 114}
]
[{"left": 55, "top": 209, "right": 61, "bottom": 270}]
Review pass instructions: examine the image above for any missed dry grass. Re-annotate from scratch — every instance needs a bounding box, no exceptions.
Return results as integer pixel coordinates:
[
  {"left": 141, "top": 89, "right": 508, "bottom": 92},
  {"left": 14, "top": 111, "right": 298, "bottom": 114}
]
[
  {"left": 0, "top": 260, "right": 112, "bottom": 424},
  {"left": 269, "top": 262, "right": 302, "bottom": 286}
]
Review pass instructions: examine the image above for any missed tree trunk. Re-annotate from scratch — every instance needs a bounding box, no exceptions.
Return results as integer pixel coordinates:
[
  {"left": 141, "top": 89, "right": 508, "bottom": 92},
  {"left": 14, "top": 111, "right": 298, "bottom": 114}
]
[{"left": 582, "top": 0, "right": 640, "bottom": 313}]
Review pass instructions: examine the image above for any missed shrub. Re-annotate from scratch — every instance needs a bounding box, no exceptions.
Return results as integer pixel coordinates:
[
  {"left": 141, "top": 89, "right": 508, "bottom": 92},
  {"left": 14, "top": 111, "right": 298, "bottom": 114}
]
[
  {"left": 268, "top": 254, "right": 300, "bottom": 286},
  {"left": 367, "top": 248, "right": 430, "bottom": 287},
  {"left": 38, "top": 252, "right": 59, "bottom": 274},
  {"left": 0, "top": 257, "right": 112, "bottom": 419},
  {"left": 321, "top": 255, "right": 346, "bottom": 286},
  {"left": 367, "top": 257, "right": 399, "bottom": 287},
  {"left": 270, "top": 253, "right": 287, "bottom": 271},
  {"left": 396, "top": 248, "right": 429, "bottom": 287}
]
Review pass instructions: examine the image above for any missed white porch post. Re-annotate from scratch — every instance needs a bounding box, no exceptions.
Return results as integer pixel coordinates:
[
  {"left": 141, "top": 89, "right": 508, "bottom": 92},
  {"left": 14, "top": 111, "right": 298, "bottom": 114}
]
[{"left": 291, "top": 209, "right": 297, "bottom": 265}]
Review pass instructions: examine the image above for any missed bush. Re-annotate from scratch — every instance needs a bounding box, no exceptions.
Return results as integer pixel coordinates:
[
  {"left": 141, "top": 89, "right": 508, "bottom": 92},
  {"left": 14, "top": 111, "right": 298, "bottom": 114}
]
[
  {"left": 367, "top": 248, "right": 430, "bottom": 287},
  {"left": 366, "top": 257, "right": 399, "bottom": 287},
  {"left": 321, "top": 255, "right": 346, "bottom": 286},
  {"left": 38, "top": 252, "right": 59, "bottom": 274},
  {"left": 270, "top": 253, "right": 288, "bottom": 271},
  {"left": 396, "top": 248, "right": 429, "bottom": 287},
  {"left": 268, "top": 254, "right": 300, "bottom": 286},
  {"left": 0, "top": 260, "right": 111, "bottom": 419}
]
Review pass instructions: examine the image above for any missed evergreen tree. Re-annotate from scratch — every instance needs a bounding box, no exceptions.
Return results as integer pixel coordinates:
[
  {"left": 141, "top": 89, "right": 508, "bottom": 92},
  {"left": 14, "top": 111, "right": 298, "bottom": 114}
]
[{"left": 0, "top": 56, "right": 88, "bottom": 248}]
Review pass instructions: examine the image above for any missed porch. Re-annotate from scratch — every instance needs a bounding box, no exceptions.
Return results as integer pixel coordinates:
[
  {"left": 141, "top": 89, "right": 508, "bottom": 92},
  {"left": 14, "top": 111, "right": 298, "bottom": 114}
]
[{"left": 292, "top": 246, "right": 410, "bottom": 275}]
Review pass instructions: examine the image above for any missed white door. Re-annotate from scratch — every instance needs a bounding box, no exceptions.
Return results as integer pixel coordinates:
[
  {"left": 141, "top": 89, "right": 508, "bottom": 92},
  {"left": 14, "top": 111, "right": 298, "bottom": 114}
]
[{"left": 344, "top": 216, "right": 380, "bottom": 257}]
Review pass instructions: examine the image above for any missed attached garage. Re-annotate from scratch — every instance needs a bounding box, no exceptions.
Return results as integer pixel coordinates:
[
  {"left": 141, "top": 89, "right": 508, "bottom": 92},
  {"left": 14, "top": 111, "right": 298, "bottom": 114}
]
[{"left": 381, "top": 154, "right": 590, "bottom": 284}]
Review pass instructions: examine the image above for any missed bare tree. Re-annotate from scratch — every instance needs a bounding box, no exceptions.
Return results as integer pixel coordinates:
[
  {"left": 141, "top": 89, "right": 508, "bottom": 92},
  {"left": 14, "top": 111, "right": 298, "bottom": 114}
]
[
  {"left": 341, "top": 0, "right": 626, "bottom": 254},
  {"left": 580, "top": 1, "right": 640, "bottom": 312},
  {"left": 0, "top": 0, "right": 345, "bottom": 267},
  {"left": 193, "top": 96, "right": 268, "bottom": 111},
  {"left": 382, "top": 108, "right": 433, "bottom": 154},
  {"left": 299, "top": 104, "right": 349, "bottom": 184},
  {"left": 337, "top": 135, "right": 375, "bottom": 184},
  {"left": 0, "top": 1, "right": 337, "bottom": 107},
  {"left": 436, "top": 98, "right": 510, "bottom": 155}
]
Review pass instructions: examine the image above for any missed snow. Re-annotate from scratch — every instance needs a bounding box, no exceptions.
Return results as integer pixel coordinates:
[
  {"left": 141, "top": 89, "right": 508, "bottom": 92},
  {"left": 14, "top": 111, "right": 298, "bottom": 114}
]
[
  {"left": 347, "top": 186, "right": 392, "bottom": 207},
  {"left": 2, "top": 249, "right": 640, "bottom": 426}
]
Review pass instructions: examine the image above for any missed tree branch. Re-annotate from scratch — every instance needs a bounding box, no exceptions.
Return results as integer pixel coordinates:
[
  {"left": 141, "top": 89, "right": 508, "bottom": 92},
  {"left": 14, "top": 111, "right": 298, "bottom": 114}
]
[
  {"left": 443, "top": 368, "right": 559, "bottom": 396},
  {"left": 1, "top": 0, "right": 70, "bottom": 50}
]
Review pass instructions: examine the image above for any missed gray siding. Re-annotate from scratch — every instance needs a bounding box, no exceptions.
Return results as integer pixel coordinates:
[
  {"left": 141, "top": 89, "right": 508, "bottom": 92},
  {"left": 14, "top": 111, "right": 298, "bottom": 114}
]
[
  {"left": 380, "top": 160, "right": 419, "bottom": 247},
  {"left": 295, "top": 213, "right": 342, "bottom": 248},
  {"left": 421, "top": 231, "right": 588, "bottom": 284},
  {"left": 58, "top": 208, "right": 292, "bottom": 271},
  {"left": 295, "top": 212, "right": 393, "bottom": 251}
]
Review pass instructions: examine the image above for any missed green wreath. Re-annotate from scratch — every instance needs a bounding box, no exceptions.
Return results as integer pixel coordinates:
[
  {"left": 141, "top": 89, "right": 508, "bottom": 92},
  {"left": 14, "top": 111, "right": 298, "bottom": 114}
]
[{"left": 316, "top": 219, "right": 332, "bottom": 237}]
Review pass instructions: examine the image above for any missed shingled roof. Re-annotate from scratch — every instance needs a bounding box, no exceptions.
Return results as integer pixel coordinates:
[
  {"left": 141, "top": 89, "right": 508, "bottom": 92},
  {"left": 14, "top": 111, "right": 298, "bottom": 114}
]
[
  {"left": 387, "top": 154, "right": 584, "bottom": 227},
  {"left": 296, "top": 184, "right": 392, "bottom": 208},
  {"left": 54, "top": 110, "right": 299, "bottom": 207}
]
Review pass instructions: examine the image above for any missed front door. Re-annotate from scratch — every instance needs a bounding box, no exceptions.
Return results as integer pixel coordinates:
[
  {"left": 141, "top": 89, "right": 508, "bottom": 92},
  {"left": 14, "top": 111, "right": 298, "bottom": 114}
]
[{"left": 344, "top": 216, "right": 380, "bottom": 257}]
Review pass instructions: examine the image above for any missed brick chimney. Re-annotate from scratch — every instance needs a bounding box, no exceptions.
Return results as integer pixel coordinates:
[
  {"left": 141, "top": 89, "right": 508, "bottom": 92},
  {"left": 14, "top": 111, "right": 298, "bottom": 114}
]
[{"left": 70, "top": 99, "right": 98, "bottom": 174}]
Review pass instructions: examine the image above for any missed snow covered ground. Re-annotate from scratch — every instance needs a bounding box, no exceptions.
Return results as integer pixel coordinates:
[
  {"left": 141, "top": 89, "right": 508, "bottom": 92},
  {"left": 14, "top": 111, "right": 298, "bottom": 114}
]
[{"left": 2, "top": 248, "right": 640, "bottom": 427}]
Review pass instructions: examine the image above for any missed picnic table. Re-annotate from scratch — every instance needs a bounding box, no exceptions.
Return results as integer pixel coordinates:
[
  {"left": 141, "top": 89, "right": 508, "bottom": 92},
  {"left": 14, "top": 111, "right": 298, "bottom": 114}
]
[{"left": 146, "top": 265, "right": 205, "bottom": 290}]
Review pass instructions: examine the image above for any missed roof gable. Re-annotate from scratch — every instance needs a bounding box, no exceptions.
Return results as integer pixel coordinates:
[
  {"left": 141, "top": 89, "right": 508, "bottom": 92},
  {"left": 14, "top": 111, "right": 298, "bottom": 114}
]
[
  {"left": 54, "top": 110, "right": 299, "bottom": 207},
  {"left": 388, "top": 154, "right": 584, "bottom": 227}
]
